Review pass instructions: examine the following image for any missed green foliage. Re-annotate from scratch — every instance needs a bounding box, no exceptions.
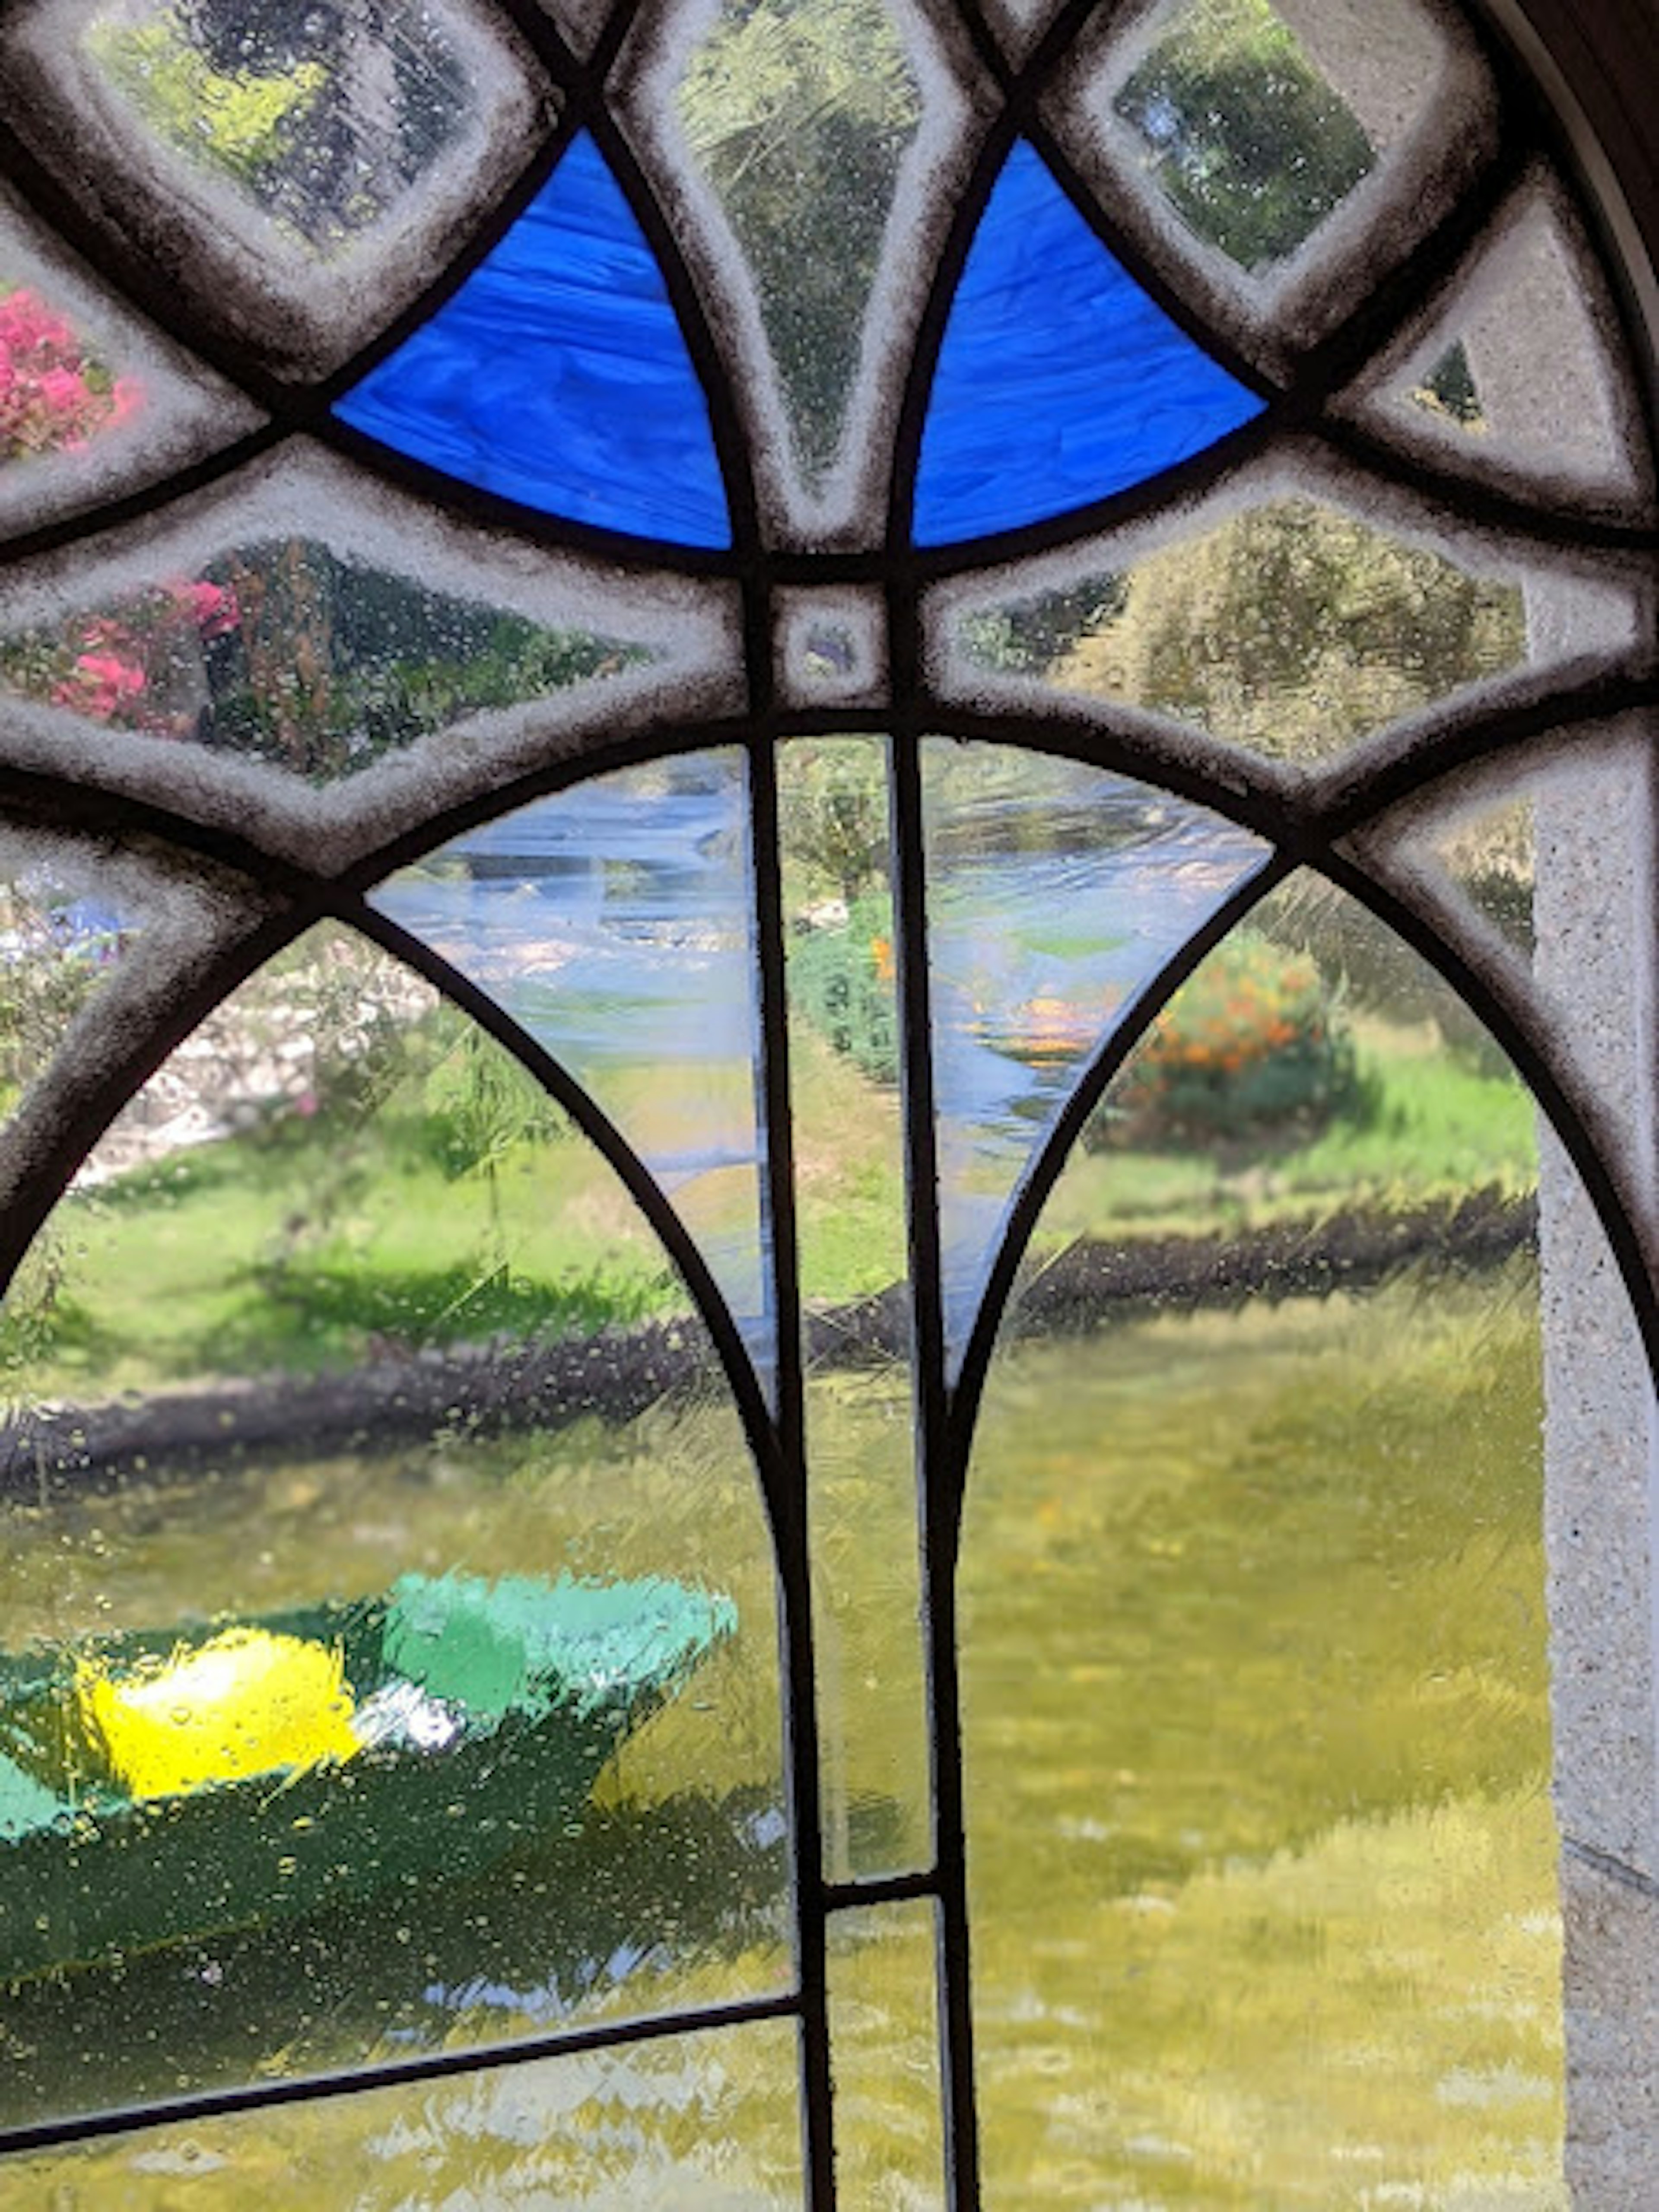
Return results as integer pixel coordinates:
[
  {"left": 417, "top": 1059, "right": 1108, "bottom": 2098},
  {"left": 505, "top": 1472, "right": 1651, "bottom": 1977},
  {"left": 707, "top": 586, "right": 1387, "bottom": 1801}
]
[
  {"left": 778, "top": 737, "right": 887, "bottom": 905},
  {"left": 1097, "top": 930, "right": 1364, "bottom": 1147},
  {"left": 958, "top": 573, "right": 1127, "bottom": 676},
  {"left": 677, "top": 0, "right": 920, "bottom": 478},
  {"left": 788, "top": 891, "right": 899, "bottom": 1085},
  {"left": 420, "top": 1022, "right": 569, "bottom": 1182},
  {"left": 1116, "top": 0, "right": 1374, "bottom": 270},
  {"left": 89, "top": 14, "right": 325, "bottom": 191},
  {"left": 1054, "top": 499, "right": 1527, "bottom": 761}
]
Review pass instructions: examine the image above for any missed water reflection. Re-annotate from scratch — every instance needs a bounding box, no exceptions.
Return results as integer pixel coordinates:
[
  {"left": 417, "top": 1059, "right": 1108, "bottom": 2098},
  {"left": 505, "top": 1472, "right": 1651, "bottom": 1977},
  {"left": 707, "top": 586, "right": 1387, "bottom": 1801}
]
[{"left": 374, "top": 754, "right": 773, "bottom": 1380}]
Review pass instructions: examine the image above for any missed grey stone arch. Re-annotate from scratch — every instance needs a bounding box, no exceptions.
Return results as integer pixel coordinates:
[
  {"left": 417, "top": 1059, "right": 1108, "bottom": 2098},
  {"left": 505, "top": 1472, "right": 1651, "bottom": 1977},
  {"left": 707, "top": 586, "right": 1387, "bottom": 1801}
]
[{"left": 1454, "top": 2, "right": 1658, "bottom": 2194}]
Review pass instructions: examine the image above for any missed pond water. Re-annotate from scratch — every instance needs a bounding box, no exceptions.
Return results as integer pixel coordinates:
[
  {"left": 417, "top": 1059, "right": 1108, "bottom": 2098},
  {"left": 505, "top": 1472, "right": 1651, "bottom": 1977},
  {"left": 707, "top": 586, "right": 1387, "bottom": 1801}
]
[{"left": 4, "top": 1249, "right": 1563, "bottom": 2207}]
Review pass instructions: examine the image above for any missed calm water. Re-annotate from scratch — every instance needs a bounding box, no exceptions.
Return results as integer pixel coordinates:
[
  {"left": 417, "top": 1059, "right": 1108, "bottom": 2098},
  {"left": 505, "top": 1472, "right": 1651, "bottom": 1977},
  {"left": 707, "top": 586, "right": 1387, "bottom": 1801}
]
[{"left": 4, "top": 1257, "right": 1563, "bottom": 2207}]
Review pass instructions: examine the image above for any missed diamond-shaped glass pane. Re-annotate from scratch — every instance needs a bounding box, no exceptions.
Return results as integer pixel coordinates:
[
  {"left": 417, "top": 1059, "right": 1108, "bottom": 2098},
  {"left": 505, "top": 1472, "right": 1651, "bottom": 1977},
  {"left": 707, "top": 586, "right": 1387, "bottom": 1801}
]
[
  {"left": 942, "top": 498, "right": 1557, "bottom": 765},
  {"left": 1112, "top": 0, "right": 1376, "bottom": 273},
  {"left": 0, "top": 924, "right": 786, "bottom": 2115},
  {"left": 672, "top": 0, "right": 923, "bottom": 489},
  {"left": 0, "top": 0, "right": 550, "bottom": 375},
  {"left": 372, "top": 753, "right": 774, "bottom": 1389},
  {"left": 86, "top": 0, "right": 470, "bottom": 255},
  {"left": 0, "top": 538, "right": 658, "bottom": 784},
  {"left": 923, "top": 741, "right": 1266, "bottom": 1367},
  {"left": 0, "top": 194, "right": 261, "bottom": 542}
]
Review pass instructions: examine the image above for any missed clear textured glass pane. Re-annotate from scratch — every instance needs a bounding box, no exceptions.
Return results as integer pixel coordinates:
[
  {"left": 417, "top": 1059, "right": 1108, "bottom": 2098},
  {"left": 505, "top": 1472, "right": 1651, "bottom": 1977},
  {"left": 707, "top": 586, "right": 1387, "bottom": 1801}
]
[
  {"left": 0, "top": 833, "right": 149, "bottom": 1126},
  {"left": 774, "top": 591, "right": 886, "bottom": 708},
  {"left": 372, "top": 754, "right": 773, "bottom": 1387},
  {"left": 84, "top": 0, "right": 473, "bottom": 256},
  {"left": 0, "top": 925, "right": 785, "bottom": 2121},
  {"left": 337, "top": 132, "right": 730, "bottom": 548},
  {"left": 0, "top": 190, "right": 261, "bottom": 542},
  {"left": 6, "top": 2019, "right": 805, "bottom": 2207},
  {"left": 828, "top": 1901, "right": 944, "bottom": 2206},
  {"left": 1358, "top": 179, "right": 1653, "bottom": 515},
  {"left": 944, "top": 497, "right": 1553, "bottom": 764},
  {"left": 0, "top": 0, "right": 549, "bottom": 378},
  {"left": 914, "top": 139, "right": 1262, "bottom": 544},
  {"left": 1112, "top": 0, "right": 1376, "bottom": 273},
  {"left": 673, "top": 0, "right": 922, "bottom": 489},
  {"left": 779, "top": 738, "right": 926, "bottom": 1880},
  {"left": 0, "top": 537, "right": 658, "bottom": 783},
  {"left": 922, "top": 740, "right": 1266, "bottom": 1366},
  {"left": 962, "top": 879, "right": 1567, "bottom": 2203},
  {"left": 1431, "top": 792, "right": 1536, "bottom": 960},
  {"left": 1343, "top": 722, "right": 1656, "bottom": 1207}
]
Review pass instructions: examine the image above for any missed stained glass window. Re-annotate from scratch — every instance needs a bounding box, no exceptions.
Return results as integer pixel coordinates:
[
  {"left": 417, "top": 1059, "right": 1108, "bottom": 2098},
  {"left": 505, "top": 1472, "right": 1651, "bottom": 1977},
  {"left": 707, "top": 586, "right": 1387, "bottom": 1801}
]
[{"left": 0, "top": 0, "right": 1653, "bottom": 2204}]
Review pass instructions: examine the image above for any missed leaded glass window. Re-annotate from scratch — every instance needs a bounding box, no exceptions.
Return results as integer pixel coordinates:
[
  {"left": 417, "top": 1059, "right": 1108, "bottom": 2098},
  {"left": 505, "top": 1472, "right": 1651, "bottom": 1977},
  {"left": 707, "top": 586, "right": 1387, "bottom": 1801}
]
[{"left": 0, "top": 0, "right": 1653, "bottom": 2202}]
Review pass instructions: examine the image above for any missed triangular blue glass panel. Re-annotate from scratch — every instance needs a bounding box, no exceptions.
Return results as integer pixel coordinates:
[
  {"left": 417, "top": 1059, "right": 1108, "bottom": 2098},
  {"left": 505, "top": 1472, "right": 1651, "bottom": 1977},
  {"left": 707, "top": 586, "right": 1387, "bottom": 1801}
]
[
  {"left": 335, "top": 133, "right": 731, "bottom": 550},
  {"left": 913, "top": 141, "right": 1264, "bottom": 545},
  {"left": 921, "top": 741, "right": 1268, "bottom": 1371},
  {"left": 370, "top": 752, "right": 776, "bottom": 1395}
]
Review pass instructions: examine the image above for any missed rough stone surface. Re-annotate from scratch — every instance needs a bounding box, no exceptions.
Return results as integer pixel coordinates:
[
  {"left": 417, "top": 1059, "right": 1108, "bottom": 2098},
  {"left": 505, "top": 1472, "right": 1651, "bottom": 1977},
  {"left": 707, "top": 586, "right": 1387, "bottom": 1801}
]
[{"left": 1560, "top": 1847, "right": 1659, "bottom": 2206}]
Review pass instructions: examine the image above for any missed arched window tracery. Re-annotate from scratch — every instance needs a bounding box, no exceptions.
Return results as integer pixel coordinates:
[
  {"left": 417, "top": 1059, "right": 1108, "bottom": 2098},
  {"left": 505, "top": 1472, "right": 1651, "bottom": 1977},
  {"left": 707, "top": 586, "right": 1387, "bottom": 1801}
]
[{"left": 0, "top": 0, "right": 1652, "bottom": 2201}]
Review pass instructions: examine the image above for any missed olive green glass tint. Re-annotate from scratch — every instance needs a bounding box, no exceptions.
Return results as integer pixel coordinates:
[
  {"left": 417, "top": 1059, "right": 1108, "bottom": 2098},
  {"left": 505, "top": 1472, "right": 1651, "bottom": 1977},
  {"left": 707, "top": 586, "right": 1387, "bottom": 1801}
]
[
  {"left": 1111, "top": 0, "right": 1376, "bottom": 272},
  {"left": 0, "top": 924, "right": 787, "bottom": 2123},
  {"left": 945, "top": 497, "right": 1560, "bottom": 766},
  {"left": 828, "top": 1901, "right": 945, "bottom": 2207},
  {"left": 5, "top": 2018, "right": 806, "bottom": 2208},
  {"left": 778, "top": 737, "right": 928, "bottom": 1881},
  {"left": 0, "top": 538, "right": 657, "bottom": 785},
  {"left": 961, "top": 881, "right": 1565, "bottom": 2206},
  {"left": 671, "top": 0, "right": 923, "bottom": 488}
]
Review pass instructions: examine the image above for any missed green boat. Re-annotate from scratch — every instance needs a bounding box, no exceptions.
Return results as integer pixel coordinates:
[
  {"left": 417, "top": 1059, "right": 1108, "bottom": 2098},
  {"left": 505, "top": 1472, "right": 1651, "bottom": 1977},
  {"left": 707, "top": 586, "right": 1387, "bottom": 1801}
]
[{"left": 0, "top": 1569, "right": 735, "bottom": 1983}]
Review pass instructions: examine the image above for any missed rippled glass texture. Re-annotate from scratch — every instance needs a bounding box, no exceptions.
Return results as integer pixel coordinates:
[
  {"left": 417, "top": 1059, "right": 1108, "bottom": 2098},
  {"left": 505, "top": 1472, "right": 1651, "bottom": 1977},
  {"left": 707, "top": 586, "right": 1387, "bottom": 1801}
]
[
  {"left": 0, "top": 537, "right": 656, "bottom": 782},
  {"left": 8, "top": 2019, "right": 805, "bottom": 2207},
  {"left": 0, "top": 278, "right": 139, "bottom": 466},
  {"left": 962, "top": 880, "right": 1565, "bottom": 2204},
  {"left": 337, "top": 132, "right": 730, "bottom": 548},
  {"left": 674, "top": 0, "right": 921, "bottom": 488},
  {"left": 779, "top": 737, "right": 927, "bottom": 1877},
  {"left": 1112, "top": 0, "right": 1376, "bottom": 272},
  {"left": 949, "top": 498, "right": 1535, "bottom": 762},
  {"left": 1365, "top": 185, "right": 1650, "bottom": 514},
  {"left": 0, "top": 836, "right": 146, "bottom": 1126},
  {"left": 913, "top": 140, "right": 1263, "bottom": 543},
  {"left": 923, "top": 741, "right": 1266, "bottom": 1366},
  {"left": 0, "top": 926, "right": 785, "bottom": 2121},
  {"left": 1432, "top": 792, "right": 1536, "bottom": 961},
  {"left": 372, "top": 753, "right": 772, "bottom": 1383},
  {"left": 84, "top": 0, "right": 474, "bottom": 255},
  {"left": 829, "top": 1902, "right": 945, "bottom": 2205}
]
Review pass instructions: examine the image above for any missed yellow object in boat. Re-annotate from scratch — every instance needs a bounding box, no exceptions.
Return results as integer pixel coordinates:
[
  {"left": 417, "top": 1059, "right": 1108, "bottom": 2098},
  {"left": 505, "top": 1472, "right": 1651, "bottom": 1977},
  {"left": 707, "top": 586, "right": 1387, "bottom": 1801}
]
[{"left": 78, "top": 1627, "right": 359, "bottom": 1800}]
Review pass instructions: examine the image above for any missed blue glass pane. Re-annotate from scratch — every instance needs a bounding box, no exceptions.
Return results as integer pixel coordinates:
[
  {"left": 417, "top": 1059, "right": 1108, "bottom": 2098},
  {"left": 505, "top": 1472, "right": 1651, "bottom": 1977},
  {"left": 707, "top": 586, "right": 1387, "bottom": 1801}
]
[
  {"left": 335, "top": 133, "right": 731, "bottom": 550},
  {"left": 913, "top": 141, "right": 1264, "bottom": 545}
]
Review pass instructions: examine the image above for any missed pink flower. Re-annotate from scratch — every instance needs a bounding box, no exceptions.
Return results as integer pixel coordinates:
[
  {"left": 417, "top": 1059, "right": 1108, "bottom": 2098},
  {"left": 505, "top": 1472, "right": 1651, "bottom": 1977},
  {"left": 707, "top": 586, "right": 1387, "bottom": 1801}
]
[
  {"left": 53, "top": 650, "right": 146, "bottom": 721},
  {"left": 167, "top": 578, "right": 239, "bottom": 636}
]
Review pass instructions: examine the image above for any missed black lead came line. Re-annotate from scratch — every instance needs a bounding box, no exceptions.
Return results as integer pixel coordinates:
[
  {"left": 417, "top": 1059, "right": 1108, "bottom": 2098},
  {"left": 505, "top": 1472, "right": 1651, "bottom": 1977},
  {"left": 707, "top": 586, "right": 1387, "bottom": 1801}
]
[{"left": 0, "top": 1988, "right": 803, "bottom": 2160}]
